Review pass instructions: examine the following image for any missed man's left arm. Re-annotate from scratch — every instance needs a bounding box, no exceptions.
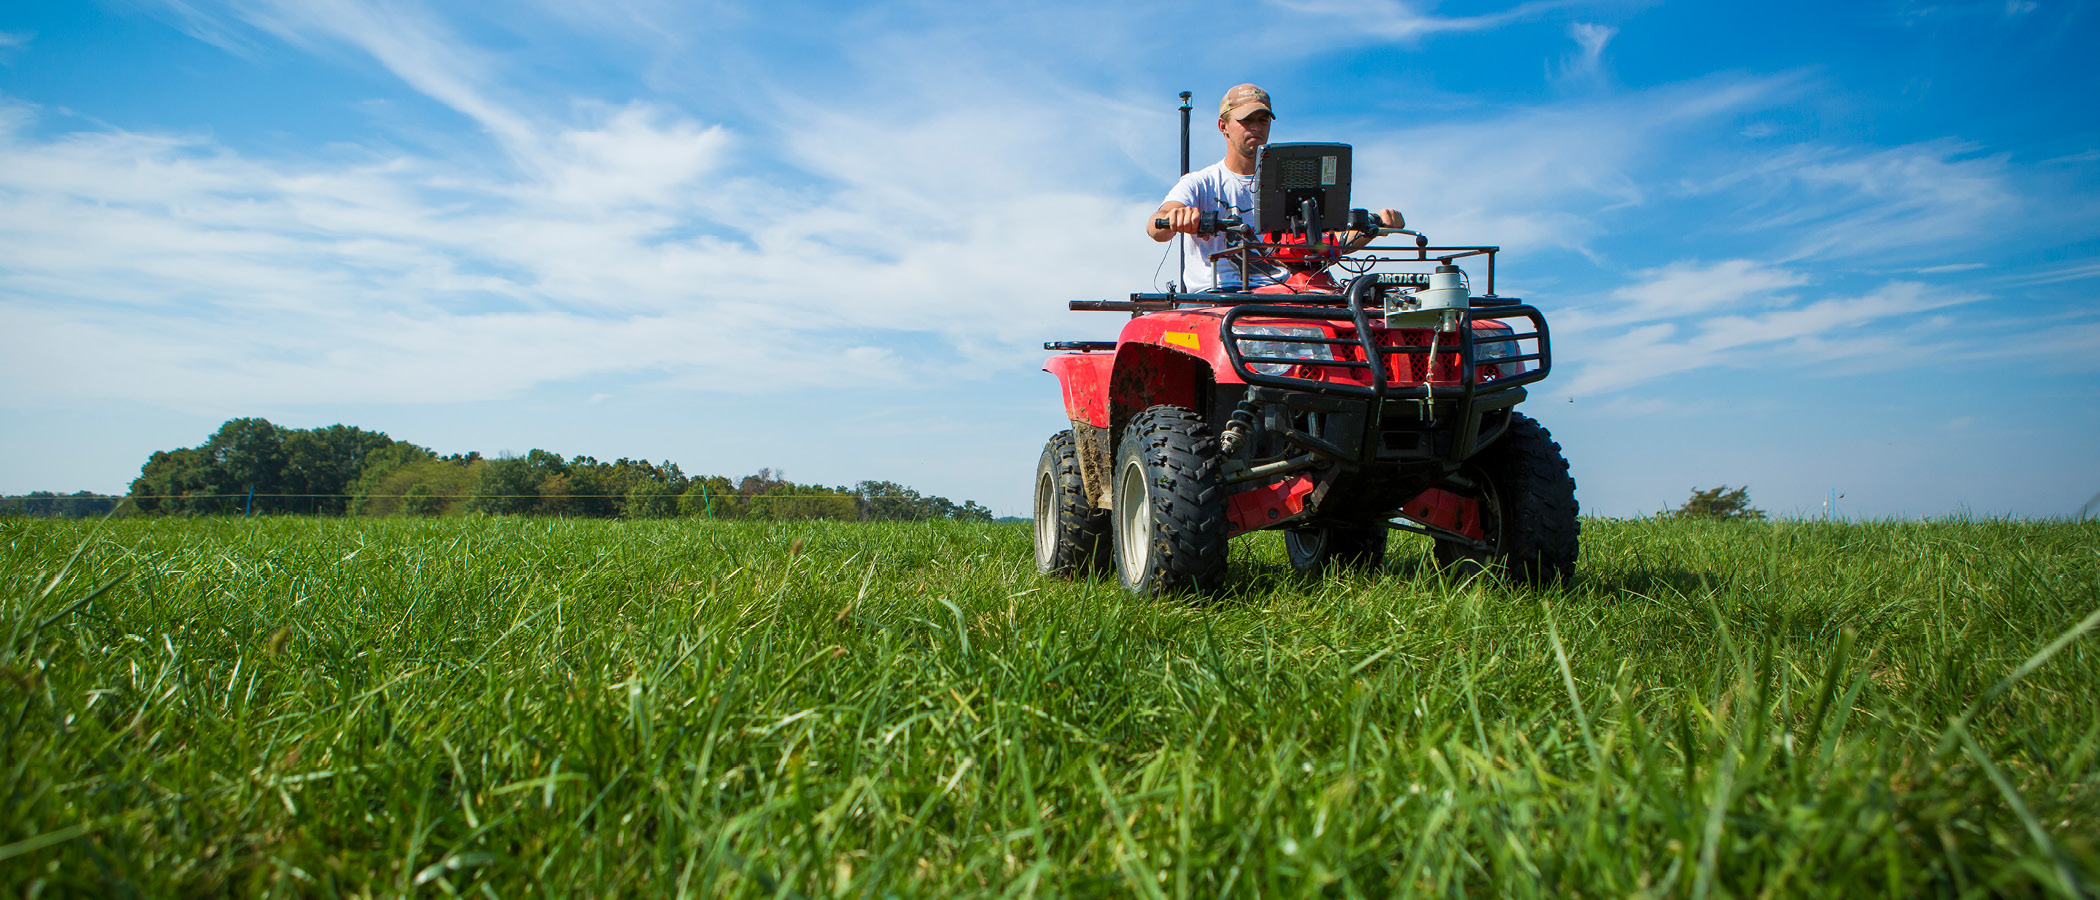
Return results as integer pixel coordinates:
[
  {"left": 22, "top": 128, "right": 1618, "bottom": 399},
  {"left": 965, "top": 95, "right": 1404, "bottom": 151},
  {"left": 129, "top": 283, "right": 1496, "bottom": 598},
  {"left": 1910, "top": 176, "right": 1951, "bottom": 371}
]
[{"left": 1340, "top": 208, "right": 1404, "bottom": 252}]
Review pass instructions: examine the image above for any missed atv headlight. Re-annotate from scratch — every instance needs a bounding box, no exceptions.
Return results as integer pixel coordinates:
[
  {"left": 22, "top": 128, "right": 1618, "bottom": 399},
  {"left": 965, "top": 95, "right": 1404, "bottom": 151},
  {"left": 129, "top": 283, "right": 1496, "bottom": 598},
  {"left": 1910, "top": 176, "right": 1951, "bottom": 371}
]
[
  {"left": 1238, "top": 326, "right": 1334, "bottom": 375},
  {"left": 1470, "top": 323, "right": 1528, "bottom": 377}
]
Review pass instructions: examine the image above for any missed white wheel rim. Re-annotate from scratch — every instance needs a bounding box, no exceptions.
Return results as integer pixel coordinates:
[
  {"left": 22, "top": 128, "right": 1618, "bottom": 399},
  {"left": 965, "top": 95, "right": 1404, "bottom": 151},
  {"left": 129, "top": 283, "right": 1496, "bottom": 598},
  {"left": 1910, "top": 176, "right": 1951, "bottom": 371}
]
[
  {"left": 1115, "top": 457, "right": 1151, "bottom": 581},
  {"left": 1033, "top": 468, "right": 1055, "bottom": 567}
]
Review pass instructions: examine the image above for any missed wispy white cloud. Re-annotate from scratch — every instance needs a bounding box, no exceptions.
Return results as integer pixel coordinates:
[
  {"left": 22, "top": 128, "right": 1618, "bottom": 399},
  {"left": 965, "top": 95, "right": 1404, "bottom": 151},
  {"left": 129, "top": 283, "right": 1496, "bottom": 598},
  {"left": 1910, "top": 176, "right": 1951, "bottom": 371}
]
[
  {"left": 0, "top": 1, "right": 1224, "bottom": 415},
  {"left": 2009, "top": 260, "right": 2100, "bottom": 286},
  {"left": 134, "top": 0, "right": 263, "bottom": 57},
  {"left": 1778, "top": 142, "right": 2016, "bottom": 260},
  {"left": 0, "top": 30, "right": 31, "bottom": 50},
  {"left": 1553, "top": 22, "right": 1617, "bottom": 90},
  {"left": 1348, "top": 75, "right": 1802, "bottom": 256},
  {"left": 1562, "top": 276, "right": 1982, "bottom": 396},
  {"left": 215, "top": 0, "right": 538, "bottom": 146},
  {"left": 1558, "top": 259, "right": 1808, "bottom": 331},
  {"left": 2021, "top": 317, "right": 2100, "bottom": 364},
  {"left": 0, "top": 0, "right": 2063, "bottom": 426},
  {"left": 1265, "top": 0, "right": 1581, "bottom": 42},
  {"left": 0, "top": 77, "right": 1155, "bottom": 410},
  {"left": 0, "top": 36, "right": 2024, "bottom": 415},
  {"left": 1681, "top": 138, "right": 2018, "bottom": 261},
  {"left": 1552, "top": 260, "right": 1985, "bottom": 397}
]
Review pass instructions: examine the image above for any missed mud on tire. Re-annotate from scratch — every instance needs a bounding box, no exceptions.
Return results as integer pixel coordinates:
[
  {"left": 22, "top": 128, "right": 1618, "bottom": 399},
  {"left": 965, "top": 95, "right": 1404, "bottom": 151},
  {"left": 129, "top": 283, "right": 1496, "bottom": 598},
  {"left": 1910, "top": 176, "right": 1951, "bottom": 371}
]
[
  {"left": 1034, "top": 430, "right": 1110, "bottom": 577},
  {"left": 1433, "top": 412, "right": 1579, "bottom": 586},
  {"left": 1111, "top": 406, "right": 1230, "bottom": 595}
]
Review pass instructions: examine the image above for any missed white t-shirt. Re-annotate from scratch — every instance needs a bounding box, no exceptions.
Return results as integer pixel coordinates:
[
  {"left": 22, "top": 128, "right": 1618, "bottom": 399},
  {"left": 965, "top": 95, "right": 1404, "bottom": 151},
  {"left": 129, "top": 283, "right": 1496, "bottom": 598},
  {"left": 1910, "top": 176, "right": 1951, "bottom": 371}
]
[{"left": 1163, "top": 161, "right": 1278, "bottom": 292}]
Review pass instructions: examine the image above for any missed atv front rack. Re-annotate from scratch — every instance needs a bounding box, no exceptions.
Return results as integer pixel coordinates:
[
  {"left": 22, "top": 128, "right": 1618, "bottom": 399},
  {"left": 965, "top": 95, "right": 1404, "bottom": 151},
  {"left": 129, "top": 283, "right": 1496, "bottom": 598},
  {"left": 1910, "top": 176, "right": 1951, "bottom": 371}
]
[
  {"left": 1216, "top": 274, "right": 1552, "bottom": 402},
  {"left": 1212, "top": 274, "right": 1553, "bottom": 470}
]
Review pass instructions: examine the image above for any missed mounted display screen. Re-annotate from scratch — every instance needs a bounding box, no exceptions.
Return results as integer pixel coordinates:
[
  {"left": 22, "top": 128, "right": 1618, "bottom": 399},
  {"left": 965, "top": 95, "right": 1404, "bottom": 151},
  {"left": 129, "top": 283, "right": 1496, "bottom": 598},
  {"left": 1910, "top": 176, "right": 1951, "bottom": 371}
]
[{"left": 1254, "top": 142, "right": 1352, "bottom": 236}]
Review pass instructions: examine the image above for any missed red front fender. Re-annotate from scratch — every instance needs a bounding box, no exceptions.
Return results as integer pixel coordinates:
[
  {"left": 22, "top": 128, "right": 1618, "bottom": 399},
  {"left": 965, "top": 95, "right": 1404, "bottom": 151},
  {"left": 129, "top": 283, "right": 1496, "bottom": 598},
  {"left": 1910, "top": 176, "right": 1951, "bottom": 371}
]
[{"left": 1043, "top": 353, "right": 1113, "bottom": 428}]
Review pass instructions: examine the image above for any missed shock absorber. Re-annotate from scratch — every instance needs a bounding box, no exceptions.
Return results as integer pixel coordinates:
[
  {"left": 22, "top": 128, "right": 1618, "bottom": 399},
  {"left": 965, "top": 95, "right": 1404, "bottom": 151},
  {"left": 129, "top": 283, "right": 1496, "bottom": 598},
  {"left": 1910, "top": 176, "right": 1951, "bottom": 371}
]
[{"left": 1218, "top": 398, "right": 1260, "bottom": 456}]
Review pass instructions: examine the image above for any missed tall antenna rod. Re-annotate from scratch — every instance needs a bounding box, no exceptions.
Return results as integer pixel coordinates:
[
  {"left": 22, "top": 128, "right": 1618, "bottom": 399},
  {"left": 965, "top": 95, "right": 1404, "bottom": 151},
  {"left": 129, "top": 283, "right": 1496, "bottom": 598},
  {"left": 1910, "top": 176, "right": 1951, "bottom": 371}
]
[
  {"left": 1178, "top": 91, "right": 1193, "bottom": 176},
  {"left": 1177, "top": 91, "right": 1192, "bottom": 291}
]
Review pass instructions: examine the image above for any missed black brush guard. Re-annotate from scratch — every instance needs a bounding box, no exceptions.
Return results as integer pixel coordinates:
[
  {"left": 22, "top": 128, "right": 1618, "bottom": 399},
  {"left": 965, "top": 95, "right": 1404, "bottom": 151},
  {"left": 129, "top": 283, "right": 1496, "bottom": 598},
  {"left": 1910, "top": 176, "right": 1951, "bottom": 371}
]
[{"left": 1217, "top": 273, "right": 1552, "bottom": 469}]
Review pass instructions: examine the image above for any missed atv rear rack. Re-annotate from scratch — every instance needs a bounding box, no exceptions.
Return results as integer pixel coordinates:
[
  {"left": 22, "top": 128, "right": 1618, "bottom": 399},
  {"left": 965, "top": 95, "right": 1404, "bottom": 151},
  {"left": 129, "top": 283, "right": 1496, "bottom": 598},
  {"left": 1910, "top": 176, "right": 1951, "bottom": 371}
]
[
  {"left": 1069, "top": 292, "right": 1528, "bottom": 313},
  {"left": 1209, "top": 242, "right": 1507, "bottom": 297}
]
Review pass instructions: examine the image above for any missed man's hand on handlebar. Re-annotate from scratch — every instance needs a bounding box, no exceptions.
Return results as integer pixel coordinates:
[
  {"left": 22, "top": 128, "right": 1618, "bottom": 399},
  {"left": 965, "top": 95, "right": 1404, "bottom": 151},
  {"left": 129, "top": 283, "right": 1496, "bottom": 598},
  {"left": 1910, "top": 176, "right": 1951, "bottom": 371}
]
[{"left": 1148, "top": 204, "right": 1206, "bottom": 242}]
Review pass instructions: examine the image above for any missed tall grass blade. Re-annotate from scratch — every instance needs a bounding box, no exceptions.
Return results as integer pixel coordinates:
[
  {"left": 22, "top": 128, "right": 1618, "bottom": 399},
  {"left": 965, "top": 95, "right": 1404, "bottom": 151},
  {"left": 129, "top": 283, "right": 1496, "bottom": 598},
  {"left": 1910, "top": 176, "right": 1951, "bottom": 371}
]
[
  {"left": 1956, "top": 724, "right": 2091, "bottom": 900},
  {"left": 1936, "top": 605, "right": 2100, "bottom": 756},
  {"left": 1543, "top": 599, "right": 1604, "bottom": 770}
]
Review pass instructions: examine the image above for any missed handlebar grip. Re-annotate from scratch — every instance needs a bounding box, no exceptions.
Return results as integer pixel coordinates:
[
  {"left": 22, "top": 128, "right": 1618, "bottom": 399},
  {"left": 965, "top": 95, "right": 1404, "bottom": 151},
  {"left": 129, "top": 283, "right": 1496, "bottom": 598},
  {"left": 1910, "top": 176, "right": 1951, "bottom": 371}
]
[{"left": 1156, "top": 214, "right": 1220, "bottom": 237}]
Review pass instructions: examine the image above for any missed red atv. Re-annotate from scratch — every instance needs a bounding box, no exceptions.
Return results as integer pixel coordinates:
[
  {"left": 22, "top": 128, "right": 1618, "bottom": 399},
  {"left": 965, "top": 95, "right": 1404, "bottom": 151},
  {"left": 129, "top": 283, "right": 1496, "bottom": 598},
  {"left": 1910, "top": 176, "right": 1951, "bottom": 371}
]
[{"left": 1034, "top": 141, "right": 1578, "bottom": 594}]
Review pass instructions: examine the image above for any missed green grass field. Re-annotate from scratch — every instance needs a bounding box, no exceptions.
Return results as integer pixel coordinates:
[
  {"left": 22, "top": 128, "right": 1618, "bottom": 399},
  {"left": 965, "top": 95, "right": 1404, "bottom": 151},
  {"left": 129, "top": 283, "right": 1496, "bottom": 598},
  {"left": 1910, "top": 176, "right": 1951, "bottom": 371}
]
[{"left": 4, "top": 516, "right": 2096, "bottom": 897}]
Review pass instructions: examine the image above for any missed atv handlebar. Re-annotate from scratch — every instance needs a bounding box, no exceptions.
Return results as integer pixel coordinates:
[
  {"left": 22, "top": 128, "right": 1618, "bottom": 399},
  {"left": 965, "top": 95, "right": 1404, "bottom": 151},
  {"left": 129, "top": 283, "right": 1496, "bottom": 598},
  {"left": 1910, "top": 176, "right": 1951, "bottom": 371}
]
[
  {"left": 1155, "top": 211, "right": 1244, "bottom": 237},
  {"left": 1158, "top": 209, "right": 1416, "bottom": 240},
  {"left": 1344, "top": 209, "right": 1382, "bottom": 233}
]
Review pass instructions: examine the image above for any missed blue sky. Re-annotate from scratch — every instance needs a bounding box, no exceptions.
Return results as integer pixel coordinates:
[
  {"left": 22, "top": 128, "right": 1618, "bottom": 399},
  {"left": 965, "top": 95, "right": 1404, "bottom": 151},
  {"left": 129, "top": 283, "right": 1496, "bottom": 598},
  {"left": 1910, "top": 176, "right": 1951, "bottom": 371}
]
[{"left": 2, "top": 0, "right": 2096, "bottom": 518}]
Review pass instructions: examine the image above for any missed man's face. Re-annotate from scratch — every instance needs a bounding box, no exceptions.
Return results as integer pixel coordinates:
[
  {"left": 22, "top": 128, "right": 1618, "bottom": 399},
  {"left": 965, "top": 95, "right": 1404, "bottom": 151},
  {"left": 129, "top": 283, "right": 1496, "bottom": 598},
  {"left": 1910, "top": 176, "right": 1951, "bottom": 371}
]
[{"left": 1220, "top": 110, "right": 1272, "bottom": 159}]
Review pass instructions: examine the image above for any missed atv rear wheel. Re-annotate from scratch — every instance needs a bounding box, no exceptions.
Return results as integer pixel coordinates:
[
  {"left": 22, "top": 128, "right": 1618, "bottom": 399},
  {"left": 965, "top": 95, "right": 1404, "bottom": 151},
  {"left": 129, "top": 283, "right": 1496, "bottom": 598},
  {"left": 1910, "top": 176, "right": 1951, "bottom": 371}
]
[
  {"left": 1111, "top": 406, "right": 1229, "bottom": 595},
  {"left": 1432, "top": 412, "right": 1579, "bottom": 586},
  {"left": 1284, "top": 524, "right": 1389, "bottom": 576},
  {"left": 1034, "top": 430, "right": 1110, "bottom": 577}
]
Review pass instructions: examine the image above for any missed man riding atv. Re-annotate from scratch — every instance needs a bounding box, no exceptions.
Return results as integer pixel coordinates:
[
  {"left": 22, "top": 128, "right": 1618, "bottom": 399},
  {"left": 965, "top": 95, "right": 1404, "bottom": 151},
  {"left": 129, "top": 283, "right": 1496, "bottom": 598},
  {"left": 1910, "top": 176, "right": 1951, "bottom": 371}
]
[
  {"left": 1034, "top": 85, "right": 1579, "bottom": 595},
  {"left": 1146, "top": 84, "right": 1402, "bottom": 291}
]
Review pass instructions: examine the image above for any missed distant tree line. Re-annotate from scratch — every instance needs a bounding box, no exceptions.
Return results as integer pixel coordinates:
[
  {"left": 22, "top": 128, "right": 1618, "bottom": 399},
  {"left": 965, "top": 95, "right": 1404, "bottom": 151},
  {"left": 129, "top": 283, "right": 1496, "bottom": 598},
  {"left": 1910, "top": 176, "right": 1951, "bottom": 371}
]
[
  {"left": 129, "top": 418, "right": 448, "bottom": 516},
  {"left": 0, "top": 491, "right": 124, "bottom": 519},
  {"left": 3, "top": 417, "right": 992, "bottom": 522}
]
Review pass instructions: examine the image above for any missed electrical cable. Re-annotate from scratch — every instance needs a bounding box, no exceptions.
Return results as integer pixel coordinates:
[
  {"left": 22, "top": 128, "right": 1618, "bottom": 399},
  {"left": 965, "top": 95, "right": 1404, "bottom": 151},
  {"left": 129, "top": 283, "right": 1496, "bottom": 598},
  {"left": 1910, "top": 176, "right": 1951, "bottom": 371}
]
[{"left": 1151, "top": 233, "right": 1178, "bottom": 292}]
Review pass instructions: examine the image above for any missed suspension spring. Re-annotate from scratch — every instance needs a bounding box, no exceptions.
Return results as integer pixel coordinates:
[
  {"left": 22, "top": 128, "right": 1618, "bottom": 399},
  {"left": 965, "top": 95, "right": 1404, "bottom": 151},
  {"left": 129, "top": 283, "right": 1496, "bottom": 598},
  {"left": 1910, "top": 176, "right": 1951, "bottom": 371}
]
[{"left": 1217, "top": 399, "right": 1261, "bottom": 457}]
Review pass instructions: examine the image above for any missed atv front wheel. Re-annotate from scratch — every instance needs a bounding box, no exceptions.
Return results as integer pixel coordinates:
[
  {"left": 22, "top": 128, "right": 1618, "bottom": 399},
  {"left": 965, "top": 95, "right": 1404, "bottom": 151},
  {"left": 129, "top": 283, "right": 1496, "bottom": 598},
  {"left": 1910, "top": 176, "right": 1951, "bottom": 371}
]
[
  {"left": 1432, "top": 412, "right": 1579, "bottom": 586},
  {"left": 1034, "top": 430, "right": 1110, "bottom": 577},
  {"left": 1111, "top": 406, "right": 1229, "bottom": 595},
  {"left": 1284, "top": 524, "right": 1388, "bottom": 576}
]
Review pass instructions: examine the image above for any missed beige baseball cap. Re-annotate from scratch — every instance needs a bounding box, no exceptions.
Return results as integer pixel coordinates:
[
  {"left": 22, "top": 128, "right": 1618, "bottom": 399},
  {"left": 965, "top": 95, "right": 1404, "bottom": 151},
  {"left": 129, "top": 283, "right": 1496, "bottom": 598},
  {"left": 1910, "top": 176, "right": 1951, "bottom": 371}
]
[{"left": 1218, "top": 84, "right": 1275, "bottom": 121}]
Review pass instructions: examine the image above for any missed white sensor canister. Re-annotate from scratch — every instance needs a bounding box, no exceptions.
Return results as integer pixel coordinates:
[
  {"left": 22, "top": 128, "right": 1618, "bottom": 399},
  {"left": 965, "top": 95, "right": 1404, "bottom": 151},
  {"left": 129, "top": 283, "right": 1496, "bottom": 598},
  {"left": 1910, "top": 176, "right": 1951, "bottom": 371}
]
[{"left": 1385, "top": 264, "right": 1469, "bottom": 329}]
